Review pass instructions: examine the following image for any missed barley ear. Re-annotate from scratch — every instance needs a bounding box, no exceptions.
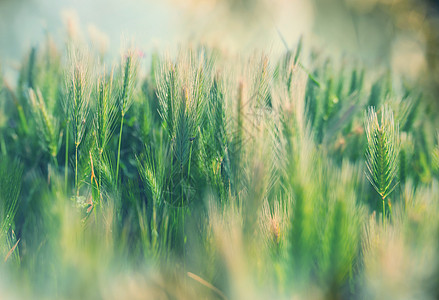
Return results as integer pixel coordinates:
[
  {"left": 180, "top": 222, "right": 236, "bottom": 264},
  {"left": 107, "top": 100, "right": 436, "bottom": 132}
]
[{"left": 365, "top": 105, "right": 399, "bottom": 221}]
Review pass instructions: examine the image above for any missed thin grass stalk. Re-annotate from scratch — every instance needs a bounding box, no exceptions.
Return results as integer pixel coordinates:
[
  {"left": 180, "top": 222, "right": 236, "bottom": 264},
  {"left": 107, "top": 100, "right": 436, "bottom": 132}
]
[
  {"left": 75, "top": 140, "right": 78, "bottom": 196},
  {"left": 3, "top": 81, "right": 29, "bottom": 134},
  {"left": 233, "top": 79, "right": 245, "bottom": 191},
  {"left": 0, "top": 133, "right": 6, "bottom": 156},
  {"left": 116, "top": 53, "right": 137, "bottom": 185},
  {"left": 116, "top": 115, "right": 124, "bottom": 185},
  {"left": 67, "top": 55, "right": 91, "bottom": 197},
  {"left": 93, "top": 67, "right": 117, "bottom": 198},
  {"left": 65, "top": 119, "right": 69, "bottom": 192}
]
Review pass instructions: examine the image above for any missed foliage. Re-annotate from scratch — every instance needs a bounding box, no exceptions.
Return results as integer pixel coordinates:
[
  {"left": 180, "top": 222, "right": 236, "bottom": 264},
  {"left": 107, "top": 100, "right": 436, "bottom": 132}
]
[{"left": 0, "top": 36, "right": 437, "bottom": 300}]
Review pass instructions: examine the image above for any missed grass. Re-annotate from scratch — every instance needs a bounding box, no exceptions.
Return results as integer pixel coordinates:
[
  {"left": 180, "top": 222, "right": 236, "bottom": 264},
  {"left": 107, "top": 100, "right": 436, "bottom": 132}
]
[
  {"left": 365, "top": 105, "right": 399, "bottom": 225},
  {"left": 116, "top": 51, "right": 138, "bottom": 186},
  {"left": 0, "top": 35, "right": 438, "bottom": 299},
  {"left": 65, "top": 46, "right": 92, "bottom": 197}
]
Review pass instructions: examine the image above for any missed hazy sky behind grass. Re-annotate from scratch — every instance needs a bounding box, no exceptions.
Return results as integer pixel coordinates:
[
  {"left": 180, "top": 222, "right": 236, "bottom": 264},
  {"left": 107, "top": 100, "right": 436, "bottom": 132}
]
[
  {"left": 0, "top": 0, "right": 178, "bottom": 59},
  {"left": 0, "top": 0, "right": 432, "bottom": 83}
]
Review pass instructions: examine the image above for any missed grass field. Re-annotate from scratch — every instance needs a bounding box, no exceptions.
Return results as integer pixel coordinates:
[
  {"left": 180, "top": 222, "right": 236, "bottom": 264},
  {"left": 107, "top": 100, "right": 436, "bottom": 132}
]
[{"left": 0, "top": 34, "right": 438, "bottom": 299}]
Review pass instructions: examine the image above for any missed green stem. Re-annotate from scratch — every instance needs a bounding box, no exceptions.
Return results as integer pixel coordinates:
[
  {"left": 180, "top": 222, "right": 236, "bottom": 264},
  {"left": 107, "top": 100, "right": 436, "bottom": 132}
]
[
  {"left": 181, "top": 161, "right": 184, "bottom": 207},
  {"left": 5, "top": 83, "right": 29, "bottom": 134},
  {"left": 99, "top": 150, "right": 102, "bottom": 205},
  {"left": 17, "top": 105, "right": 29, "bottom": 134},
  {"left": 52, "top": 154, "right": 58, "bottom": 169},
  {"left": 181, "top": 163, "right": 186, "bottom": 260},
  {"left": 75, "top": 144, "right": 78, "bottom": 198},
  {"left": 387, "top": 198, "right": 392, "bottom": 222},
  {"left": 382, "top": 196, "right": 386, "bottom": 228},
  {"left": 187, "top": 141, "right": 193, "bottom": 179},
  {"left": 0, "top": 133, "right": 7, "bottom": 156},
  {"left": 65, "top": 121, "right": 69, "bottom": 193},
  {"left": 116, "top": 115, "right": 124, "bottom": 186}
]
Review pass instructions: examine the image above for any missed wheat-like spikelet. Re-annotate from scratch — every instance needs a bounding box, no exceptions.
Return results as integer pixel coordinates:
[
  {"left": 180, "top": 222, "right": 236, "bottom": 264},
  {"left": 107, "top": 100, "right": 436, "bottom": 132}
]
[
  {"left": 115, "top": 49, "right": 139, "bottom": 184},
  {"left": 365, "top": 105, "right": 399, "bottom": 222},
  {"left": 94, "top": 68, "right": 117, "bottom": 153},
  {"left": 65, "top": 46, "right": 92, "bottom": 196},
  {"left": 28, "top": 89, "right": 59, "bottom": 159}
]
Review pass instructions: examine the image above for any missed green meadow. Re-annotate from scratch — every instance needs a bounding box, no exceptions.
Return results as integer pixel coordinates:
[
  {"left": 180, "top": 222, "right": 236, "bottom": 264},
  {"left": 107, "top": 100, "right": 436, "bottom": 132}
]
[{"left": 0, "top": 33, "right": 438, "bottom": 299}]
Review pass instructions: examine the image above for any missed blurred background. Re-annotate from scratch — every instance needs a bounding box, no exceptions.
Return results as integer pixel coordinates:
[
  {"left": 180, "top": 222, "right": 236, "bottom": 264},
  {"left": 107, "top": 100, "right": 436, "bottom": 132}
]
[
  {"left": 0, "top": 1, "right": 438, "bottom": 298},
  {"left": 0, "top": 0, "right": 438, "bottom": 96}
]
